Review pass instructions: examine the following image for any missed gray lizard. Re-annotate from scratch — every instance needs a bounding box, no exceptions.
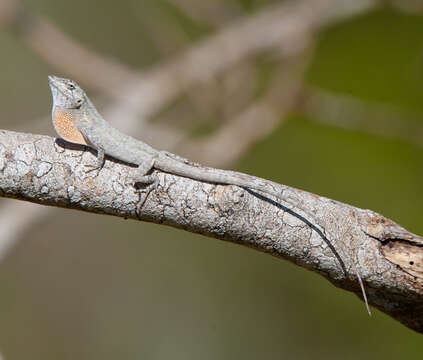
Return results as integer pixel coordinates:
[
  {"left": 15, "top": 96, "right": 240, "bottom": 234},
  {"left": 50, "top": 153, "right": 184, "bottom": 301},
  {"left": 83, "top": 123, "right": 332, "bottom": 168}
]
[{"left": 48, "top": 75, "right": 369, "bottom": 314}]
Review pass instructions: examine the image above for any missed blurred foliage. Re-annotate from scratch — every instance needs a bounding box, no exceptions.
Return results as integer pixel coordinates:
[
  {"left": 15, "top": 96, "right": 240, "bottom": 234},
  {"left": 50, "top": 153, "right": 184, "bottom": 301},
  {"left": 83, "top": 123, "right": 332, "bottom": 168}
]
[{"left": 1, "top": 1, "right": 423, "bottom": 359}]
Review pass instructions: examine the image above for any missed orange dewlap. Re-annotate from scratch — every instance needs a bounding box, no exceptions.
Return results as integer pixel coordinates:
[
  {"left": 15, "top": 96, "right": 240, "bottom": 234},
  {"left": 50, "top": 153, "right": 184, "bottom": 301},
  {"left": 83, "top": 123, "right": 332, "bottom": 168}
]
[{"left": 53, "top": 109, "right": 88, "bottom": 145}]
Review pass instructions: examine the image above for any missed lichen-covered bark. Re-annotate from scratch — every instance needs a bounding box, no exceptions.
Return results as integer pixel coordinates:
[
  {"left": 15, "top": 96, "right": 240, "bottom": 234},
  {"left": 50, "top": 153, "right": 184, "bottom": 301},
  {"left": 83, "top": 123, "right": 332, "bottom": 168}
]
[{"left": 1, "top": 129, "right": 423, "bottom": 333}]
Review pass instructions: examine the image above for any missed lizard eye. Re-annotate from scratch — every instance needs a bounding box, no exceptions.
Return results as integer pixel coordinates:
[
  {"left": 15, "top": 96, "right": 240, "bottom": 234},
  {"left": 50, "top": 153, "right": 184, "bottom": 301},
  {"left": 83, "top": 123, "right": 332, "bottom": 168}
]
[{"left": 68, "top": 83, "right": 75, "bottom": 90}]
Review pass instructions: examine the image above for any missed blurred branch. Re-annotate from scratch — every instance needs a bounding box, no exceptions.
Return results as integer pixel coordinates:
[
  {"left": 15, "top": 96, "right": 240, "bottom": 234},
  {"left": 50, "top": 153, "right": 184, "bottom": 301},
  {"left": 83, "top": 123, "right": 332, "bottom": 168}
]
[
  {"left": 105, "top": 0, "right": 378, "bottom": 122},
  {"left": 2, "top": 129, "right": 423, "bottom": 333},
  {"left": 179, "top": 55, "right": 311, "bottom": 166},
  {"left": 2, "top": 5, "right": 134, "bottom": 96},
  {"left": 4, "top": 0, "right": 422, "bottom": 125},
  {"left": 5, "top": 0, "right": 377, "bottom": 120},
  {"left": 0, "top": 200, "right": 48, "bottom": 262},
  {"left": 131, "top": 0, "right": 198, "bottom": 57},
  {"left": 166, "top": 0, "right": 242, "bottom": 27},
  {"left": 301, "top": 87, "right": 423, "bottom": 147}
]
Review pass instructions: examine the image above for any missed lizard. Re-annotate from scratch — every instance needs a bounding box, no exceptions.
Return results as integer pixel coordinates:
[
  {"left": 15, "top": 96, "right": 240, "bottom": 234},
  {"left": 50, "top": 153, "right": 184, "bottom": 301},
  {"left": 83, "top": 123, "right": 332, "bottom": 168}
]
[{"left": 47, "top": 75, "right": 370, "bottom": 314}]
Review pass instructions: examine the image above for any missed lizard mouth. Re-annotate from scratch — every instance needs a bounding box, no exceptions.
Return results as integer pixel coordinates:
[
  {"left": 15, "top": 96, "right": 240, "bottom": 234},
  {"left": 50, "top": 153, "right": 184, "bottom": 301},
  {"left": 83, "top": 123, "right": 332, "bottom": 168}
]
[
  {"left": 48, "top": 75, "right": 70, "bottom": 94},
  {"left": 48, "top": 75, "right": 58, "bottom": 86},
  {"left": 48, "top": 75, "right": 61, "bottom": 91}
]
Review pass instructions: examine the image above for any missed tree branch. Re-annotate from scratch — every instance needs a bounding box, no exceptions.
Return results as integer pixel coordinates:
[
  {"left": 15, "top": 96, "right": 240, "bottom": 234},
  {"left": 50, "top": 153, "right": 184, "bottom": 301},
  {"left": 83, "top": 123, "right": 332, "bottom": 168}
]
[{"left": 2, "top": 129, "right": 423, "bottom": 332}]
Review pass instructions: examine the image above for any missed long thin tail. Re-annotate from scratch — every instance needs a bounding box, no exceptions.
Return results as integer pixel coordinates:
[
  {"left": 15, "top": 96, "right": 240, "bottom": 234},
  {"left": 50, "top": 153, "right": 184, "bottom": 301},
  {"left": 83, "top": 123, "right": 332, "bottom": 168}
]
[
  {"left": 246, "top": 187, "right": 371, "bottom": 315},
  {"left": 160, "top": 158, "right": 347, "bottom": 270},
  {"left": 158, "top": 156, "right": 370, "bottom": 314}
]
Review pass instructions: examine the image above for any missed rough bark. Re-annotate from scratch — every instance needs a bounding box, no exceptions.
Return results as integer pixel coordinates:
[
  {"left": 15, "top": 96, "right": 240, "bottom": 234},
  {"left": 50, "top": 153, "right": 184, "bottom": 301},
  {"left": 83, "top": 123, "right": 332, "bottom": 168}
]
[{"left": 1, "top": 129, "right": 423, "bottom": 333}]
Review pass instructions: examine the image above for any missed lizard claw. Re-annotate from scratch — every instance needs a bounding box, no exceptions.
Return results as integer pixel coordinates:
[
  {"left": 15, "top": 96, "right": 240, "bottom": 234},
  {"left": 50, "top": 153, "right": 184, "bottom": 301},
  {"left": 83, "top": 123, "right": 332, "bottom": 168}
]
[{"left": 84, "top": 164, "right": 102, "bottom": 175}]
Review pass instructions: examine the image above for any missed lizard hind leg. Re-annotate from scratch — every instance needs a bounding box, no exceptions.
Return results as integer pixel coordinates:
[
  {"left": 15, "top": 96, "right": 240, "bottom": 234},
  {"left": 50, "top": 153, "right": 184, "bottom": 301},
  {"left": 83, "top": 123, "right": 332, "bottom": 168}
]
[{"left": 134, "top": 159, "right": 159, "bottom": 210}]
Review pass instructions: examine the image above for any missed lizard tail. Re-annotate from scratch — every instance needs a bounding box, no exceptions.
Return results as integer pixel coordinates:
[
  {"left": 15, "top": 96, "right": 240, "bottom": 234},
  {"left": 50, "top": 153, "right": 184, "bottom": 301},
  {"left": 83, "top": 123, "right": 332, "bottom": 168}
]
[
  {"left": 158, "top": 158, "right": 347, "bottom": 273},
  {"left": 158, "top": 157, "right": 370, "bottom": 314}
]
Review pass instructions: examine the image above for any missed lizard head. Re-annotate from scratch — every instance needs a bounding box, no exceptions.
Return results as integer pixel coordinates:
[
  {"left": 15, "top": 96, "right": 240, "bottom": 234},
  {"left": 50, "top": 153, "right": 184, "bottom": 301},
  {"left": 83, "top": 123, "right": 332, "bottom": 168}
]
[{"left": 48, "top": 75, "right": 86, "bottom": 110}]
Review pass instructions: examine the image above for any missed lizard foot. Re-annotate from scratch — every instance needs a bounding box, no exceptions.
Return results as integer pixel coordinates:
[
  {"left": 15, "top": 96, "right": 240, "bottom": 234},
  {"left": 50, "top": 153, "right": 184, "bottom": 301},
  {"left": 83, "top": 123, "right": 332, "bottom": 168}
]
[
  {"left": 84, "top": 164, "right": 102, "bottom": 176},
  {"left": 135, "top": 176, "right": 159, "bottom": 212},
  {"left": 84, "top": 148, "right": 105, "bottom": 176}
]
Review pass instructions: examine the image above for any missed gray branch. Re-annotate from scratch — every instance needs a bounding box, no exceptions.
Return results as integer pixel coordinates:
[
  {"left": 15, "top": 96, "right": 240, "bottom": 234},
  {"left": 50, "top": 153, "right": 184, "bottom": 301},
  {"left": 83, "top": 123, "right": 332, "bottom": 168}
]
[{"left": 2, "top": 129, "right": 423, "bottom": 333}]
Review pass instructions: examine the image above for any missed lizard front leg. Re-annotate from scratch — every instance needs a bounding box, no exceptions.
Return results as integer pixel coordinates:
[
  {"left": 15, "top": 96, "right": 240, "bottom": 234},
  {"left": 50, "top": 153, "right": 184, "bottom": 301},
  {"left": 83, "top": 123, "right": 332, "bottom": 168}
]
[{"left": 84, "top": 147, "right": 106, "bottom": 174}]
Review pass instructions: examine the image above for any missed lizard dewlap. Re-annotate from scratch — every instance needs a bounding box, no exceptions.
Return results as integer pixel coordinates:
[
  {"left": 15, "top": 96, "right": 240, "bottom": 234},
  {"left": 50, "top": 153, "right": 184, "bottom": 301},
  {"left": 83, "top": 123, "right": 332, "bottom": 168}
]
[{"left": 52, "top": 109, "right": 88, "bottom": 145}]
